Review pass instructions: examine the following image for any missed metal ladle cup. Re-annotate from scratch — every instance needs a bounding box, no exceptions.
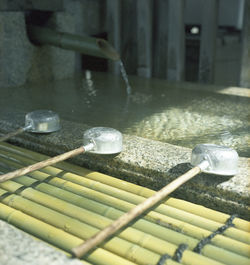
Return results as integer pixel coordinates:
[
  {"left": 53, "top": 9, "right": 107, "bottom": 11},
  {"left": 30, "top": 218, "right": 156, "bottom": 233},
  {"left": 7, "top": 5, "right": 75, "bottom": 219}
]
[
  {"left": 24, "top": 110, "right": 61, "bottom": 133},
  {"left": 0, "top": 127, "right": 122, "bottom": 183},
  {"left": 83, "top": 127, "right": 122, "bottom": 154},
  {"left": 191, "top": 144, "right": 238, "bottom": 175},
  {"left": 0, "top": 110, "right": 61, "bottom": 142},
  {"left": 71, "top": 144, "right": 239, "bottom": 258}
]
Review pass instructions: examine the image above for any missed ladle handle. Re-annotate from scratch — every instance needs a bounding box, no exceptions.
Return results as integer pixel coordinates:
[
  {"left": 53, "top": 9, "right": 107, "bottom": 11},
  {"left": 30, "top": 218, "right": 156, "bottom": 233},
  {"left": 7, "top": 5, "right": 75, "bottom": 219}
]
[
  {"left": 0, "top": 127, "right": 26, "bottom": 142},
  {"left": 0, "top": 146, "right": 86, "bottom": 183},
  {"left": 71, "top": 165, "right": 203, "bottom": 258}
]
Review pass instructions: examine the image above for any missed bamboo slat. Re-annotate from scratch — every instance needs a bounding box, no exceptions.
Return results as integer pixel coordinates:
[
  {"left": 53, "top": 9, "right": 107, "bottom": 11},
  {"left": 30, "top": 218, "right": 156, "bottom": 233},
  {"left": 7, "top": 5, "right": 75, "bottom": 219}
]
[
  {"left": 0, "top": 142, "right": 248, "bottom": 233},
  {"left": 0, "top": 187, "right": 164, "bottom": 265},
  {"left": 0, "top": 165, "right": 249, "bottom": 265},
  {"left": 0, "top": 142, "right": 249, "bottom": 265},
  {"left": 4, "top": 178, "right": 247, "bottom": 264},
  {"left": 0, "top": 184, "right": 228, "bottom": 265},
  {"left": 0, "top": 203, "right": 136, "bottom": 265},
  {"left": 0, "top": 152, "right": 249, "bottom": 249}
]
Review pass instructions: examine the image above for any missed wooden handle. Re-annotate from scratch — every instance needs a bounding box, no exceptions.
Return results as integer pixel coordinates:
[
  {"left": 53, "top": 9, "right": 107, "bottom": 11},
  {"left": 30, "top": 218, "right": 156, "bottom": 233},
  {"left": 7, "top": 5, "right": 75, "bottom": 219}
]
[
  {"left": 0, "top": 127, "right": 25, "bottom": 142},
  {"left": 71, "top": 165, "right": 202, "bottom": 258},
  {"left": 0, "top": 146, "right": 85, "bottom": 183}
]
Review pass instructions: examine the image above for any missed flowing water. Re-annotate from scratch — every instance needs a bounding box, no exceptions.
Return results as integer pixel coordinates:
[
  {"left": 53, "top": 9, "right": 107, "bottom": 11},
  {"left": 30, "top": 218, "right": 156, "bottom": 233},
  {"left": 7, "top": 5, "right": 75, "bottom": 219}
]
[
  {"left": 0, "top": 72, "right": 249, "bottom": 157},
  {"left": 119, "top": 60, "right": 132, "bottom": 95}
]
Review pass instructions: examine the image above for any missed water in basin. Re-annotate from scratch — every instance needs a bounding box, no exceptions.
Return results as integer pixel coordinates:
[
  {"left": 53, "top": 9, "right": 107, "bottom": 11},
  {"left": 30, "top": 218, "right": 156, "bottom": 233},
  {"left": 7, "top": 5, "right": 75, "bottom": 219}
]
[{"left": 0, "top": 71, "right": 249, "bottom": 157}]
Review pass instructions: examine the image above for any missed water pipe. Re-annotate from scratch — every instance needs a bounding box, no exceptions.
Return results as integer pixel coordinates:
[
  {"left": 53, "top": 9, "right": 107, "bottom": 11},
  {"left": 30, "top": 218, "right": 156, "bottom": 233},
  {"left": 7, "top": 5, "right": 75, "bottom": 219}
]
[{"left": 27, "top": 25, "right": 120, "bottom": 61}]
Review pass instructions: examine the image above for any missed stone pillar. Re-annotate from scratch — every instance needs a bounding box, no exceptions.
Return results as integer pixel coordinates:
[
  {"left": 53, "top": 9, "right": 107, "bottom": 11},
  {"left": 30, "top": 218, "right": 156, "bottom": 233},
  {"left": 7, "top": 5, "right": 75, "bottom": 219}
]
[
  {"left": 137, "top": 0, "right": 153, "bottom": 78},
  {"left": 107, "top": 0, "right": 121, "bottom": 75},
  {"left": 240, "top": 0, "right": 250, "bottom": 88},
  {"left": 0, "top": 12, "right": 33, "bottom": 87},
  {"left": 167, "top": 0, "right": 185, "bottom": 81},
  {"left": 198, "top": 0, "right": 218, "bottom": 84},
  {"left": 152, "top": 0, "right": 168, "bottom": 78}
]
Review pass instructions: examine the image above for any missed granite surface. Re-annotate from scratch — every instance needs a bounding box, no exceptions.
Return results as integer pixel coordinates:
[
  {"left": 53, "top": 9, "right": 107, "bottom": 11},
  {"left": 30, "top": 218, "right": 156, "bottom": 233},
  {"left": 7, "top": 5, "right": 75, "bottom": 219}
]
[
  {"left": 0, "top": 221, "right": 86, "bottom": 265},
  {"left": 0, "top": 111, "right": 249, "bottom": 220}
]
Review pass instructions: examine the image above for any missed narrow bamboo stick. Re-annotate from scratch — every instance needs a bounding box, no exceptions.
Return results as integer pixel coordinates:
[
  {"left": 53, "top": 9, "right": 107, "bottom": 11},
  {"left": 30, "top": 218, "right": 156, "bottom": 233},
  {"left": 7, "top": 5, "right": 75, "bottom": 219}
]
[
  {"left": 0, "top": 203, "right": 137, "bottom": 265},
  {"left": 0, "top": 146, "right": 86, "bottom": 182},
  {"left": 0, "top": 152, "right": 249, "bottom": 249},
  {"left": 0, "top": 155, "right": 249, "bottom": 257},
  {"left": 0, "top": 181, "right": 246, "bottom": 265},
  {"left": 0, "top": 127, "right": 25, "bottom": 142},
  {"left": 0, "top": 141, "right": 248, "bottom": 233}
]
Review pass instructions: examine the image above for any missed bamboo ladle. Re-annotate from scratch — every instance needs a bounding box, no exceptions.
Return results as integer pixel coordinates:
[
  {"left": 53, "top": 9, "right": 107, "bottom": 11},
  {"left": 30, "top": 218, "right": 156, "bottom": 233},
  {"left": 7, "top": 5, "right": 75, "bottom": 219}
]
[
  {"left": 0, "top": 127, "right": 122, "bottom": 183},
  {"left": 0, "top": 110, "right": 61, "bottom": 142},
  {"left": 71, "top": 144, "right": 239, "bottom": 258}
]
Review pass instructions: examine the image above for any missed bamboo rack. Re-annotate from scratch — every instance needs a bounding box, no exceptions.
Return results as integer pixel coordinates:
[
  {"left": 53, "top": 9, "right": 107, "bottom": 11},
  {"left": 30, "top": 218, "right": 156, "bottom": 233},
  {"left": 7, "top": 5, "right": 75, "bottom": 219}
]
[
  {"left": 0, "top": 148, "right": 249, "bottom": 246},
  {"left": 0, "top": 184, "right": 230, "bottom": 265},
  {"left": 0, "top": 202, "right": 137, "bottom": 265},
  {"left": 1, "top": 177, "right": 249, "bottom": 265},
  {"left": 0, "top": 142, "right": 249, "bottom": 265},
  {"left": 0, "top": 154, "right": 249, "bottom": 251},
  {"left": 0, "top": 187, "right": 163, "bottom": 265},
  {"left": 0, "top": 142, "right": 248, "bottom": 233}
]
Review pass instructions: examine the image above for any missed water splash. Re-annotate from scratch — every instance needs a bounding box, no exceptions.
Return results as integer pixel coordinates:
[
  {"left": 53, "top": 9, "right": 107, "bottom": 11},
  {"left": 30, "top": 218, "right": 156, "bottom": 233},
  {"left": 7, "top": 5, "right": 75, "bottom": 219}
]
[{"left": 119, "top": 60, "right": 132, "bottom": 96}]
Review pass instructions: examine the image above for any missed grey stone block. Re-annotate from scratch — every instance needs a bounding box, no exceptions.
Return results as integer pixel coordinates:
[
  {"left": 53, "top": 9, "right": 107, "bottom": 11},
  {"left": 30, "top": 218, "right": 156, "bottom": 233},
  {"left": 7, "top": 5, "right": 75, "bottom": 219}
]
[
  {"left": 0, "top": 221, "right": 85, "bottom": 265},
  {"left": 0, "top": 12, "right": 33, "bottom": 87}
]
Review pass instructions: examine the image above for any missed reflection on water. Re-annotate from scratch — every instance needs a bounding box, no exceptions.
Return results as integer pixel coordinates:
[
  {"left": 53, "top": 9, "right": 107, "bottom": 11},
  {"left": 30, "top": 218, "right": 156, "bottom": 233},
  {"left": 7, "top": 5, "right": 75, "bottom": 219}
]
[{"left": 0, "top": 72, "right": 249, "bottom": 157}]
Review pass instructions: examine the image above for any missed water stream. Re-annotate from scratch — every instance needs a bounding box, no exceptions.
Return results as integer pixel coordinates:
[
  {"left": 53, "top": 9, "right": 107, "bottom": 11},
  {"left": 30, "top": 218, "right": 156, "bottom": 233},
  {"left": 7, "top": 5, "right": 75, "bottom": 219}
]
[{"left": 119, "top": 60, "right": 132, "bottom": 96}]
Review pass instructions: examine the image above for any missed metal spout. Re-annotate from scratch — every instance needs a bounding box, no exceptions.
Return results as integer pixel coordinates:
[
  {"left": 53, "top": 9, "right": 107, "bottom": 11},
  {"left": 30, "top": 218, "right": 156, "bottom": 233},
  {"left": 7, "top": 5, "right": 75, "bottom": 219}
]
[{"left": 27, "top": 25, "right": 120, "bottom": 61}]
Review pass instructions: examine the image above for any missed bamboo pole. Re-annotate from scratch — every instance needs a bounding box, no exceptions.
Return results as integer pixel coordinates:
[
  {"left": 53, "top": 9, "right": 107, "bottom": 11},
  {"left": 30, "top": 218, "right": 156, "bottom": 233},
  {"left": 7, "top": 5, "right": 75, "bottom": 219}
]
[
  {"left": 0, "top": 142, "right": 248, "bottom": 233},
  {"left": 51, "top": 158, "right": 250, "bottom": 233},
  {"left": 0, "top": 155, "right": 250, "bottom": 255},
  {"left": 0, "top": 180, "right": 247, "bottom": 265},
  {"left": 69, "top": 161, "right": 244, "bottom": 258},
  {"left": 2, "top": 175, "right": 199, "bottom": 251},
  {"left": 38, "top": 164, "right": 249, "bottom": 238},
  {"left": 0, "top": 127, "right": 25, "bottom": 142},
  {"left": 0, "top": 163, "right": 249, "bottom": 262},
  {"left": 0, "top": 156, "right": 234, "bottom": 242},
  {"left": 70, "top": 166, "right": 250, "bottom": 233},
  {"left": 0, "top": 146, "right": 87, "bottom": 183},
  {"left": 28, "top": 25, "right": 120, "bottom": 61},
  {"left": 0, "top": 188, "right": 165, "bottom": 265},
  {"left": 0, "top": 203, "right": 136, "bottom": 265},
  {"left": 0, "top": 184, "right": 220, "bottom": 265},
  {"left": 0, "top": 150, "right": 249, "bottom": 248}
]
